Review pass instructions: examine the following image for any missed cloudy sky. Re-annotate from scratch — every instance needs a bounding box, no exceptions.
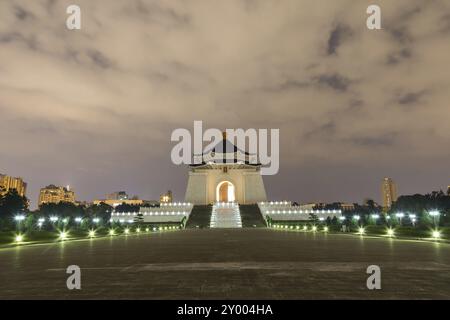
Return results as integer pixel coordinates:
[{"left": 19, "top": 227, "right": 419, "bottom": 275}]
[{"left": 1, "top": 0, "right": 450, "bottom": 208}]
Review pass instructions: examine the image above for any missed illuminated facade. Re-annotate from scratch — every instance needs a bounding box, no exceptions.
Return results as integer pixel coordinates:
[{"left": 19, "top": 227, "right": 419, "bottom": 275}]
[
  {"left": 38, "top": 185, "right": 75, "bottom": 206},
  {"left": 381, "top": 177, "right": 397, "bottom": 209},
  {"left": 93, "top": 198, "right": 144, "bottom": 207},
  {"left": 160, "top": 190, "right": 173, "bottom": 203},
  {"left": 0, "top": 174, "right": 27, "bottom": 197},
  {"left": 185, "top": 134, "right": 267, "bottom": 205}
]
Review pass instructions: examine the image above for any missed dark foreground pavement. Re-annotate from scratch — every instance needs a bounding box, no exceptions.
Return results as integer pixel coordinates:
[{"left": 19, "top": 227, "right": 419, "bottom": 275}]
[{"left": 1, "top": 229, "right": 449, "bottom": 299}]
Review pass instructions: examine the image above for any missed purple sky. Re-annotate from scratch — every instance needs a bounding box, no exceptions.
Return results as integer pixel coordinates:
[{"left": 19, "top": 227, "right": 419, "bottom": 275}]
[{"left": 1, "top": 0, "right": 450, "bottom": 209}]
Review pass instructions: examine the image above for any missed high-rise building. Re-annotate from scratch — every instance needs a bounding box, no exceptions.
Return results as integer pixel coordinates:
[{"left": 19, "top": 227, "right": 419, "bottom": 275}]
[
  {"left": 160, "top": 190, "right": 173, "bottom": 203},
  {"left": 106, "top": 191, "right": 129, "bottom": 201},
  {"left": 0, "top": 174, "right": 27, "bottom": 197},
  {"left": 38, "top": 185, "right": 75, "bottom": 206},
  {"left": 381, "top": 177, "right": 397, "bottom": 209}
]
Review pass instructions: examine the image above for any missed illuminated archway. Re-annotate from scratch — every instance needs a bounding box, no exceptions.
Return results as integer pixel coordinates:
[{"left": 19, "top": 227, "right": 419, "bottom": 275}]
[{"left": 216, "top": 181, "right": 235, "bottom": 202}]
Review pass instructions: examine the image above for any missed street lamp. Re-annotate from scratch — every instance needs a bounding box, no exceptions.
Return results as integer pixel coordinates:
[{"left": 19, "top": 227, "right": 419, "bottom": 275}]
[
  {"left": 429, "top": 210, "right": 440, "bottom": 227},
  {"left": 75, "top": 217, "right": 82, "bottom": 223},
  {"left": 395, "top": 213, "right": 404, "bottom": 226},
  {"left": 50, "top": 216, "right": 58, "bottom": 222},
  {"left": 14, "top": 215, "right": 25, "bottom": 222},
  {"left": 93, "top": 218, "right": 100, "bottom": 224},
  {"left": 409, "top": 214, "right": 417, "bottom": 226}
]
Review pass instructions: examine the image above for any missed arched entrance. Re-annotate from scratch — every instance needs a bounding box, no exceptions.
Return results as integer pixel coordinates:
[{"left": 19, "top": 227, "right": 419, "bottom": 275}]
[{"left": 216, "top": 181, "right": 235, "bottom": 202}]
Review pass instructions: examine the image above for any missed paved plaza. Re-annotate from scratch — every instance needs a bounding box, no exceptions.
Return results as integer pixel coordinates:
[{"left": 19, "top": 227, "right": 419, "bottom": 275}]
[{"left": 1, "top": 229, "right": 449, "bottom": 299}]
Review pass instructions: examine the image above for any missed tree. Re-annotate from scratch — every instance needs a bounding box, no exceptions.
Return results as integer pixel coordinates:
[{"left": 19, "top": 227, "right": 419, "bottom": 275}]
[
  {"left": 85, "top": 202, "right": 113, "bottom": 220},
  {"left": 0, "top": 189, "right": 29, "bottom": 231}
]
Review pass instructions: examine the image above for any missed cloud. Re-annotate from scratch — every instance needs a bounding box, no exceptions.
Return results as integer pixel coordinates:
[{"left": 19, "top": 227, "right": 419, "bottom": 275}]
[
  {"left": 0, "top": 0, "right": 450, "bottom": 207},
  {"left": 327, "top": 24, "right": 353, "bottom": 55}
]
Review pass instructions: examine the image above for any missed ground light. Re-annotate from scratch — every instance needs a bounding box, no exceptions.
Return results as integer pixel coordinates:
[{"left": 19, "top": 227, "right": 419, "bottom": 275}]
[
  {"left": 387, "top": 228, "right": 395, "bottom": 237},
  {"left": 88, "top": 230, "right": 96, "bottom": 238},
  {"left": 109, "top": 229, "right": 115, "bottom": 236},
  {"left": 323, "top": 226, "right": 329, "bottom": 232},
  {"left": 59, "top": 231, "right": 68, "bottom": 240},
  {"left": 432, "top": 230, "right": 441, "bottom": 239},
  {"left": 303, "top": 226, "right": 308, "bottom": 231},
  {"left": 145, "top": 228, "right": 149, "bottom": 232},
  {"left": 358, "top": 227, "right": 365, "bottom": 235},
  {"left": 136, "top": 228, "right": 141, "bottom": 233},
  {"left": 312, "top": 226, "right": 317, "bottom": 232},
  {"left": 124, "top": 228, "right": 130, "bottom": 234},
  {"left": 15, "top": 234, "right": 24, "bottom": 243}
]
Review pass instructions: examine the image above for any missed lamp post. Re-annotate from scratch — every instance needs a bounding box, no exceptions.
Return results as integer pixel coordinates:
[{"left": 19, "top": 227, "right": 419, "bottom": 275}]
[
  {"left": 429, "top": 210, "right": 440, "bottom": 228},
  {"left": 409, "top": 214, "right": 417, "bottom": 227},
  {"left": 14, "top": 214, "right": 26, "bottom": 231},
  {"left": 395, "top": 213, "right": 404, "bottom": 226}
]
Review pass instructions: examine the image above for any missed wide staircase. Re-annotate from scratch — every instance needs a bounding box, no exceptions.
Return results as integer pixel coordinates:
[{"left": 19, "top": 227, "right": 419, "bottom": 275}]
[
  {"left": 210, "top": 202, "right": 242, "bottom": 228},
  {"left": 185, "top": 205, "right": 212, "bottom": 229},
  {"left": 239, "top": 204, "right": 267, "bottom": 228}
]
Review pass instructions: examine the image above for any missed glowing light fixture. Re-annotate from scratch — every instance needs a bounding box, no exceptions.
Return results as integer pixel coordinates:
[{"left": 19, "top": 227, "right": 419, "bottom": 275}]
[
  {"left": 15, "top": 234, "right": 23, "bottom": 242},
  {"left": 432, "top": 230, "right": 441, "bottom": 239},
  {"left": 75, "top": 217, "right": 82, "bottom": 223},
  {"left": 59, "top": 231, "right": 68, "bottom": 240},
  {"left": 353, "top": 215, "right": 360, "bottom": 221},
  {"left": 14, "top": 215, "right": 25, "bottom": 222},
  {"left": 323, "top": 226, "right": 329, "bottom": 232},
  {"left": 358, "top": 227, "right": 365, "bottom": 235},
  {"left": 136, "top": 228, "right": 141, "bottom": 233},
  {"left": 109, "top": 229, "right": 115, "bottom": 236},
  {"left": 124, "top": 228, "right": 130, "bottom": 234},
  {"left": 387, "top": 228, "right": 395, "bottom": 237},
  {"left": 88, "top": 230, "right": 96, "bottom": 237},
  {"left": 429, "top": 210, "right": 440, "bottom": 217},
  {"left": 312, "top": 226, "right": 317, "bottom": 232}
]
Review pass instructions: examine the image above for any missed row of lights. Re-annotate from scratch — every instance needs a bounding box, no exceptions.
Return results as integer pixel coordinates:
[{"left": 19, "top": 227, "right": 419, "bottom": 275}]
[
  {"left": 15, "top": 215, "right": 102, "bottom": 224},
  {"left": 272, "top": 224, "right": 442, "bottom": 240},
  {"left": 265, "top": 209, "right": 342, "bottom": 214},
  {"left": 273, "top": 225, "right": 329, "bottom": 232},
  {"left": 14, "top": 225, "right": 183, "bottom": 243},
  {"left": 161, "top": 202, "right": 192, "bottom": 206},
  {"left": 260, "top": 201, "right": 291, "bottom": 205},
  {"left": 112, "top": 212, "right": 188, "bottom": 216}
]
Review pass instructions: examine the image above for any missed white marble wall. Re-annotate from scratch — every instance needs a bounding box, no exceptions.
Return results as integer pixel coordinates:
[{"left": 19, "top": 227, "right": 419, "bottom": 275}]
[{"left": 185, "top": 166, "right": 267, "bottom": 204}]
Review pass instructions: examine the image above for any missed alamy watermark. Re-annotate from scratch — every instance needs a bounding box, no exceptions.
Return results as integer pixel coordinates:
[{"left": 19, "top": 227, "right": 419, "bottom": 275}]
[{"left": 171, "top": 121, "right": 279, "bottom": 175}]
